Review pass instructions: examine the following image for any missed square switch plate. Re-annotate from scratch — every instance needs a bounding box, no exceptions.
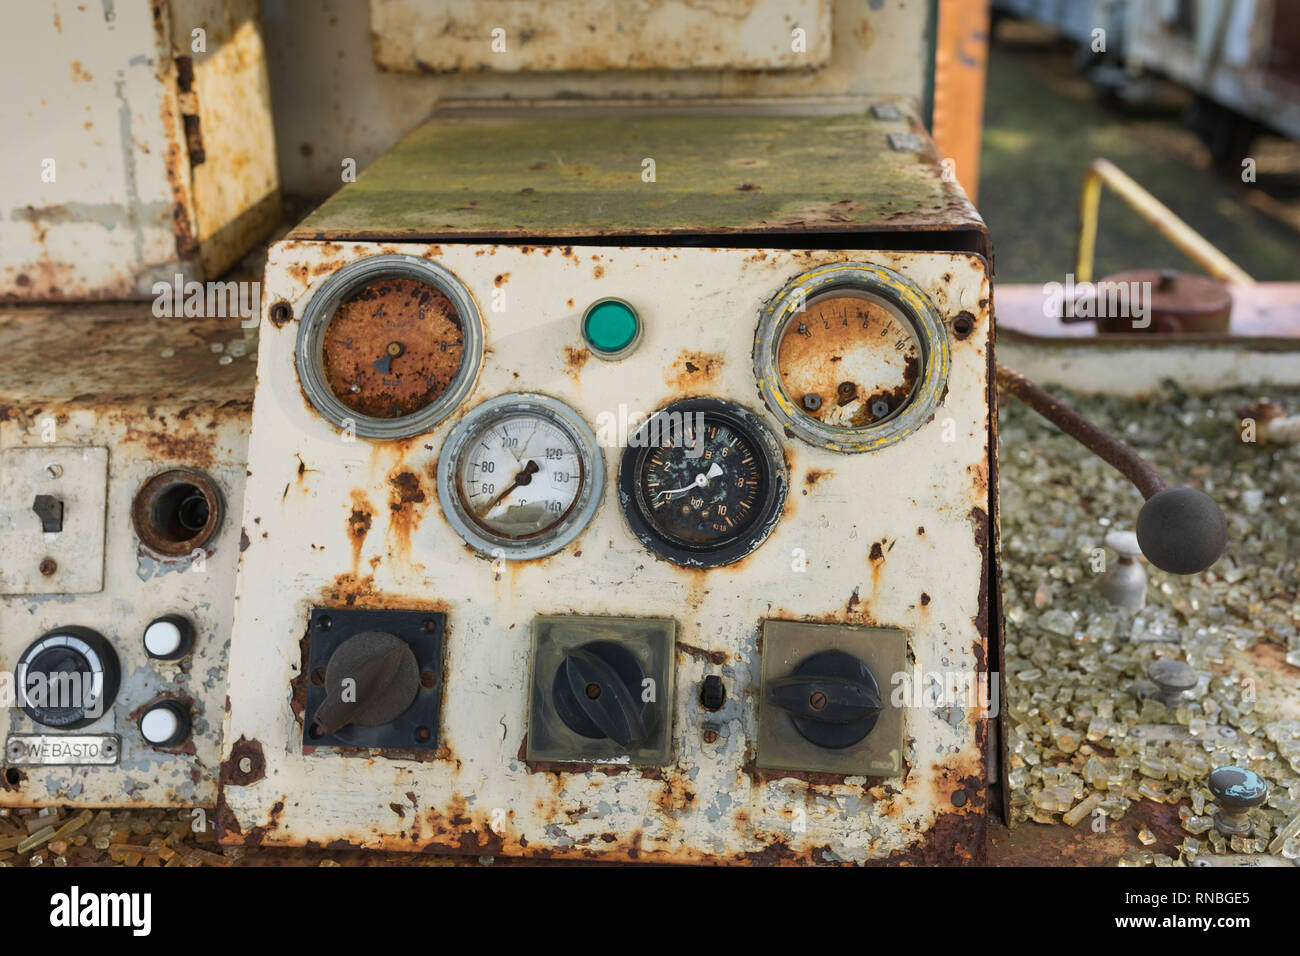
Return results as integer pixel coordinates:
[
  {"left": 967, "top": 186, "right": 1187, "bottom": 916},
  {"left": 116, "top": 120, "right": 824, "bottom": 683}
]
[
  {"left": 757, "top": 620, "right": 907, "bottom": 777},
  {"left": 302, "top": 607, "right": 446, "bottom": 752},
  {"left": 527, "top": 615, "right": 676, "bottom": 766},
  {"left": 0, "top": 447, "right": 107, "bottom": 595}
]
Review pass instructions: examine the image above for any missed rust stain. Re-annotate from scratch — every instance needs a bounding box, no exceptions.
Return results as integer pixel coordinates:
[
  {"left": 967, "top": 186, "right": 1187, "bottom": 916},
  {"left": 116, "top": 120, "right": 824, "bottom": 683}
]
[
  {"left": 664, "top": 350, "right": 724, "bottom": 389},
  {"left": 347, "top": 490, "right": 373, "bottom": 571},
  {"left": 387, "top": 468, "right": 429, "bottom": 556},
  {"left": 675, "top": 641, "right": 727, "bottom": 665},
  {"left": 562, "top": 345, "right": 590, "bottom": 379}
]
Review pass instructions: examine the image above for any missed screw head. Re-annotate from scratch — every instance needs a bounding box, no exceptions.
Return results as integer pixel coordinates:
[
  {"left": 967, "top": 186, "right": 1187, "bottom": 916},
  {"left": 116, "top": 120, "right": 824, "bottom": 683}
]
[
  {"left": 38, "top": 558, "right": 57, "bottom": 577},
  {"left": 45, "top": 463, "right": 63, "bottom": 479}
]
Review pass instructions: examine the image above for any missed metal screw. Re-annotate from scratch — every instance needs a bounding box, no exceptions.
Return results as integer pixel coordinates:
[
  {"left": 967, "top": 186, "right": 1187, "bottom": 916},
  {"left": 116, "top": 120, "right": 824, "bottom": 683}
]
[
  {"left": 702, "top": 729, "right": 718, "bottom": 744},
  {"left": 1148, "top": 659, "right": 1197, "bottom": 708},
  {"left": 39, "top": 558, "right": 57, "bottom": 576},
  {"left": 951, "top": 789, "right": 968, "bottom": 807},
  {"left": 809, "top": 691, "right": 828, "bottom": 710},
  {"left": 238, "top": 756, "right": 253, "bottom": 775},
  {"left": 45, "top": 463, "right": 62, "bottom": 479},
  {"left": 802, "top": 393, "right": 822, "bottom": 412}
]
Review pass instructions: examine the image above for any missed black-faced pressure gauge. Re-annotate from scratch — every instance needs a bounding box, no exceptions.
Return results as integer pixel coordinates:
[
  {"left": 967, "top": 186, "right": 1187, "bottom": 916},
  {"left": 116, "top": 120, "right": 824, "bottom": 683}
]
[
  {"left": 437, "top": 393, "right": 604, "bottom": 560},
  {"left": 754, "top": 262, "right": 950, "bottom": 453},
  {"left": 295, "top": 254, "right": 483, "bottom": 439},
  {"left": 618, "top": 398, "right": 786, "bottom": 569}
]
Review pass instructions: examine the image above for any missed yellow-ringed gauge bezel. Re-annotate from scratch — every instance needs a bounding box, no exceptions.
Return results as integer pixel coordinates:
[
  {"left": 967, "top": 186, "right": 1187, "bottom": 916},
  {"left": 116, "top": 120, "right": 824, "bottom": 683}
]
[{"left": 752, "top": 262, "right": 950, "bottom": 453}]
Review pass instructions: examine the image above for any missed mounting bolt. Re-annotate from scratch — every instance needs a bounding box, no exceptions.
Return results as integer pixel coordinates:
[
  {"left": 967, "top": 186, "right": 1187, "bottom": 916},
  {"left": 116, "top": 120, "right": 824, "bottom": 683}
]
[
  {"left": 802, "top": 393, "right": 822, "bottom": 412},
  {"left": 1100, "top": 530, "right": 1146, "bottom": 610},
  {"left": 45, "top": 463, "right": 62, "bottom": 479},
  {"left": 38, "top": 558, "right": 57, "bottom": 577},
  {"left": 1208, "top": 766, "right": 1268, "bottom": 835},
  {"left": 1147, "top": 659, "right": 1197, "bottom": 708}
]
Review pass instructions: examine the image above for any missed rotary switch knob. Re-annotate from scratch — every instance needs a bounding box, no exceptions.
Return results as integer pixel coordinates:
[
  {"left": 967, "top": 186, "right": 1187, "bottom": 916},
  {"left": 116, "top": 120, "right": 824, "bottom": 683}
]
[
  {"left": 766, "top": 650, "right": 882, "bottom": 749},
  {"left": 309, "top": 632, "right": 421, "bottom": 736},
  {"left": 16, "top": 627, "right": 121, "bottom": 729},
  {"left": 552, "top": 641, "right": 649, "bottom": 746}
]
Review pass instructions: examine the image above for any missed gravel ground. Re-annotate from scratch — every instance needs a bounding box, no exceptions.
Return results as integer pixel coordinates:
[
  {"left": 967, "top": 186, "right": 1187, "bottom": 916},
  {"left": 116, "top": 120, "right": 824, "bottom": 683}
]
[{"left": 999, "top": 383, "right": 1300, "bottom": 864}]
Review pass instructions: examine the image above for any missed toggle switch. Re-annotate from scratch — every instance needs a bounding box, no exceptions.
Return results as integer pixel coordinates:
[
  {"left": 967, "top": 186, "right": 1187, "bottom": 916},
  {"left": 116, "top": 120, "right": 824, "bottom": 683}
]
[
  {"left": 143, "top": 615, "right": 195, "bottom": 660},
  {"left": 139, "top": 700, "right": 191, "bottom": 748},
  {"left": 700, "top": 674, "right": 726, "bottom": 711},
  {"left": 32, "top": 494, "right": 63, "bottom": 532}
]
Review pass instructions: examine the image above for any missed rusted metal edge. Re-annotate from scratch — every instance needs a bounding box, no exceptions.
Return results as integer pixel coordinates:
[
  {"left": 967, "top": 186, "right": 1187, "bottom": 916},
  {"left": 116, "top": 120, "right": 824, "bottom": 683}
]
[
  {"left": 997, "top": 328, "right": 1300, "bottom": 350},
  {"left": 987, "top": 294, "right": 1011, "bottom": 827},
  {"left": 284, "top": 228, "right": 991, "bottom": 258}
]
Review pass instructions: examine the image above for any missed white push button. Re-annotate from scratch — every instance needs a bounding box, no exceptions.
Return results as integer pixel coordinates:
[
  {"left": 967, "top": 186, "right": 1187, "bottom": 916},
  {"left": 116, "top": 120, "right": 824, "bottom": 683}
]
[
  {"left": 140, "top": 704, "right": 183, "bottom": 745},
  {"left": 142, "top": 615, "right": 193, "bottom": 659},
  {"left": 144, "top": 619, "right": 183, "bottom": 657}
]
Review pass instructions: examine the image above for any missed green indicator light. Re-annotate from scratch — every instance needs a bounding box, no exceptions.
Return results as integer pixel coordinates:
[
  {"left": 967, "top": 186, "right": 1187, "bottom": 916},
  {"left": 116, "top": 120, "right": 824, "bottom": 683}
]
[{"left": 582, "top": 298, "right": 641, "bottom": 359}]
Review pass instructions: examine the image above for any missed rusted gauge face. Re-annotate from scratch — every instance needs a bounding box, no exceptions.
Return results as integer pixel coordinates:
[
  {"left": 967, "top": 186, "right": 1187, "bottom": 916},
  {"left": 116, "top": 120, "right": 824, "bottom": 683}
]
[
  {"left": 295, "top": 255, "right": 483, "bottom": 439},
  {"left": 754, "top": 262, "right": 949, "bottom": 453},
  {"left": 437, "top": 393, "right": 604, "bottom": 560}
]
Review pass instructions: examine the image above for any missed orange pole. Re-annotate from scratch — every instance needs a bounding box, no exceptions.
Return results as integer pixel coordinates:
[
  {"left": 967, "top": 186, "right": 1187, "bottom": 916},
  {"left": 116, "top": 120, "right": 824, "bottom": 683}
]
[{"left": 931, "top": 0, "right": 990, "bottom": 205}]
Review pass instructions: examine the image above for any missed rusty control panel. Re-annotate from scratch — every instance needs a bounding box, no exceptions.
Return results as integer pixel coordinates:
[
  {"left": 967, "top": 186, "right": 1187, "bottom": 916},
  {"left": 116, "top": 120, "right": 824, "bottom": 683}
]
[
  {"left": 216, "top": 99, "right": 1001, "bottom": 863},
  {"left": 0, "top": 304, "right": 254, "bottom": 809}
]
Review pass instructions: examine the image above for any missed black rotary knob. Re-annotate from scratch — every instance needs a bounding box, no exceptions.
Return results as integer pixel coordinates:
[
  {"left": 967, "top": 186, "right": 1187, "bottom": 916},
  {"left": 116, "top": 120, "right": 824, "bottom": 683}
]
[
  {"left": 552, "top": 641, "right": 649, "bottom": 746},
  {"left": 310, "top": 631, "right": 421, "bottom": 736},
  {"left": 766, "top": 650, "right": 881, "bottom": 749},
  {"left": 16, "top": 626, "right": 121, "bottom": 729}
]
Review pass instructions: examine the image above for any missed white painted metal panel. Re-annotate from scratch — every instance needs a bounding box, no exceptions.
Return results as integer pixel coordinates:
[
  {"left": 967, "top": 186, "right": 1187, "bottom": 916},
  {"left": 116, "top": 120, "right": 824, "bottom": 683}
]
[{"left": 220, "top": 242, "right": 991, "bottom": 863}]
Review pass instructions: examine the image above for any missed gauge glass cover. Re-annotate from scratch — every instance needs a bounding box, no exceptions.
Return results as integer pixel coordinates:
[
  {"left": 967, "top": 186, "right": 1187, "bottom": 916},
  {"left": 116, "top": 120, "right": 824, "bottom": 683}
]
[
  {"left": 754, "top": 262, "right": 949, "bottom": 453},
  {"left": 619, "top": 398, "right": 786, "bottom": 569},
  {"left": 438, "top": 394, "right": 603, "bottom": 560},
  {"left": 295, "top": 255, "right": 483, "bottom": 440}
]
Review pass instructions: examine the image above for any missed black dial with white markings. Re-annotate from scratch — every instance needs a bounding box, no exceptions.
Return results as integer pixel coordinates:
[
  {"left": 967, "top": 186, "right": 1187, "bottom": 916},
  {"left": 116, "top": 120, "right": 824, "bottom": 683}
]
[{"left": 620, "top": 398, "right": 786, "bottom": 569}]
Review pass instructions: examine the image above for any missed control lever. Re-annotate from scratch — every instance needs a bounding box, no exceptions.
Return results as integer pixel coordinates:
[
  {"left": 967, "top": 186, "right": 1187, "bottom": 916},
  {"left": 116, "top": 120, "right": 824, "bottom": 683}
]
[{"left": 995, "top": 365, "right": 1227, "bottom": 575}]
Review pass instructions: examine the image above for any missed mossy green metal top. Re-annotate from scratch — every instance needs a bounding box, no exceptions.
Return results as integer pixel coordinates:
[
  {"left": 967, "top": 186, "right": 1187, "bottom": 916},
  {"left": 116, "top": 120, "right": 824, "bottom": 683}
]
[{"left": 289, "top": 98, "right": 985, "bottom": 248}]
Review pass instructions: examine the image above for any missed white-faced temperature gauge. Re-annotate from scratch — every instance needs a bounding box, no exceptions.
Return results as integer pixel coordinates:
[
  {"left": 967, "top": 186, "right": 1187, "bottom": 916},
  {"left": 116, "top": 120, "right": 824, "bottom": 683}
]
[
  {"left": 437, "top": 394, "right": 604, "bottom": 560},
  {"left": 754, "top": 262, "right": 950, "bottom": 453}
]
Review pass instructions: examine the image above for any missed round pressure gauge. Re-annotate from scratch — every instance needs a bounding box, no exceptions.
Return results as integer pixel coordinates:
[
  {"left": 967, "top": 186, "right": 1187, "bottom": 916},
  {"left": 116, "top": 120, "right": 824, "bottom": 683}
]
[
  {"left": 437, "top": 393, "right": 604, "bottom": 560},
  {"left": 619, "top": 398, "right": 786, "bottom": 569},
  {"left": 753, "top": 262, "right": 950, "bottom": 453},
  {"left": 295, "top": 254, "right": 483, "bottom": 440}
]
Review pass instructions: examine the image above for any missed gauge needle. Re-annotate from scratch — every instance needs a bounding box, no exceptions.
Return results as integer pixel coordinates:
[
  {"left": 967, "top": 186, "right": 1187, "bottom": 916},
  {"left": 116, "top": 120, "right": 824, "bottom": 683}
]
[
  {"left": 657, "top": 462, "right": 724, "bottom": 499},
  {"left": 478, "top": 459, "right": 540, "bottom": 515}
]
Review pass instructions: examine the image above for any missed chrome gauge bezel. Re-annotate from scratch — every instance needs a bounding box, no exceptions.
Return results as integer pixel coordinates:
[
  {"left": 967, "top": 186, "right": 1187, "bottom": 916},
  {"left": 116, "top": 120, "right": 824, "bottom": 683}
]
[
  {"left": 753, "top": 262, "right": 950, "bottom": 453},
  {"left": 437, "top": 393, "right": 604, "bottom": 561},
  {"left": 294, "top": 254, "right": 484, "bottom": 440}
]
